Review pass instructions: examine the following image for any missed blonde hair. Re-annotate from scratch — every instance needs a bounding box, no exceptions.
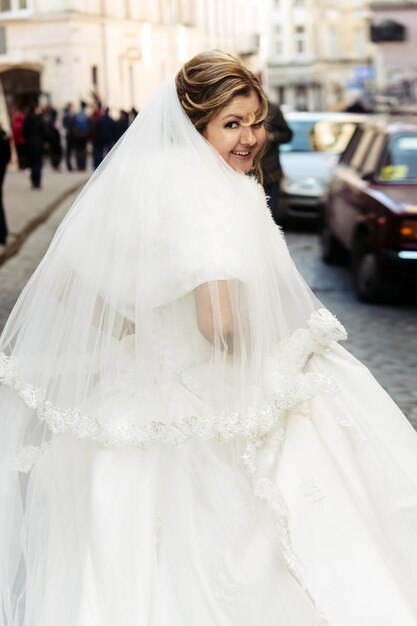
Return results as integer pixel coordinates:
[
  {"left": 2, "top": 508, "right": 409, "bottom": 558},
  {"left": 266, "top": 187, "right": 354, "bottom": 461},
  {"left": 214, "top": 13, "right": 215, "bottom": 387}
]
[{"left": 176, "top": 50, "right": 267, "bottom": 180}]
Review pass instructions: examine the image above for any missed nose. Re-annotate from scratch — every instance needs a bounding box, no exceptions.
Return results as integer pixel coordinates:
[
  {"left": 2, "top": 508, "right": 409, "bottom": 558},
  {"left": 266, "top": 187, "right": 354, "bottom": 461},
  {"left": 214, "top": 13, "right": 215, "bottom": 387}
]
[{"left": 240, "top": 125, "right": 257, "bottom": 146}]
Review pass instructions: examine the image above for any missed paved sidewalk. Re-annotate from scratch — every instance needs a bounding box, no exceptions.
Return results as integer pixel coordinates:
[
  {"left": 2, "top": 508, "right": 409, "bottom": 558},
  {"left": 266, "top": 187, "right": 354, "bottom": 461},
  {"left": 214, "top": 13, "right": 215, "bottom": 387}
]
[{"left": 0, "top": 167, "right": 90, "bottom": 266}]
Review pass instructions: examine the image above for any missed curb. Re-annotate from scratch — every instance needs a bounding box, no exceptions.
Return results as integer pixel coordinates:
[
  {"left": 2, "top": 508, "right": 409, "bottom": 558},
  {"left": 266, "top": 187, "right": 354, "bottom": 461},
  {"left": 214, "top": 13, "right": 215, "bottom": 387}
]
[{"left": 0, "top": 180, "right": 85, "bottom": 268}]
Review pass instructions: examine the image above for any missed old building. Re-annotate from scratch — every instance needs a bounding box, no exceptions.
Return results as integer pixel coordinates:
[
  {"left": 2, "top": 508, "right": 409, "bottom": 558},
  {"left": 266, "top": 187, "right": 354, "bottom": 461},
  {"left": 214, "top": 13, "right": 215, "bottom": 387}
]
[
  {"left": 370, "top": 0, "right": 417, "bottom": 104},
  {"left": 261, "top": 0, "right": 374, "bottom": 110},
  {"left": 0, "top": 0, "right": 258, "bottom": 113}
]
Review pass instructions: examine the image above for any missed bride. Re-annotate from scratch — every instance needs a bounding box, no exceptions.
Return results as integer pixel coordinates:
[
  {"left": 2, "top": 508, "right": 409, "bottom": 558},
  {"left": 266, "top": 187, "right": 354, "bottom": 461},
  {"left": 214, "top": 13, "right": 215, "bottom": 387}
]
[{"left": 1, "top": 50, "right": 417, "bottom": 626}]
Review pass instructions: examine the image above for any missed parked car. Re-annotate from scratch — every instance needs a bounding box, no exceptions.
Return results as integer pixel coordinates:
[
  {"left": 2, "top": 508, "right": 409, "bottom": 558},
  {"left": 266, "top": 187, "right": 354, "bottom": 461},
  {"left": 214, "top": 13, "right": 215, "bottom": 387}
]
[
  {"left": 278, "top": 112, "right": 368, "bottom": 222},
  {"left": 321, "top": 119, "right": 417, "bottom": 302}
]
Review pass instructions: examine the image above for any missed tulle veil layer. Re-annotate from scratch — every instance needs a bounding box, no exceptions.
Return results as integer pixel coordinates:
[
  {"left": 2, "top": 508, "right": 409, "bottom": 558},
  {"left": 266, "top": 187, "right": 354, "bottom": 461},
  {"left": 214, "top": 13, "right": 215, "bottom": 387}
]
[{"left": 1, "top": 79, "right": 417, "bottom": 626}]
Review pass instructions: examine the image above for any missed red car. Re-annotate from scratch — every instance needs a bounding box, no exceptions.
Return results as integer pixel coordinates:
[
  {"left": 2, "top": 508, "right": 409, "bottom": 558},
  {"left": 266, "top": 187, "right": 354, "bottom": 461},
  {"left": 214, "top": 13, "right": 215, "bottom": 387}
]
[{"left": 321, "top": 119, "right": 417, "bottom": 301}]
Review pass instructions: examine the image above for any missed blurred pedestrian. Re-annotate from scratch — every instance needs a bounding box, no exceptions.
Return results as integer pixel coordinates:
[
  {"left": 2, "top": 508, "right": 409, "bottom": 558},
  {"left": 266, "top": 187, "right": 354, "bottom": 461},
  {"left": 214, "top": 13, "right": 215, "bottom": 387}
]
[
  {"left": 93, "top": 107, "right": 116, "bottom": 168},
  {"left": 11, "top": 110, "right": 27, "bottom": 170},
  {"left": 115, "top": 109, "right": 129, "bottom": 142},
  {"left": 0, "top": 124, "right": 11, "bottom": 246},
  {"left": 70, "top": 101, "right": 91, "bottom": 171},
  {"left": 90, "top": 102, "right": 103, "bottom": 169},
  {"left": 62, "top": 103, "right": 75, "bottom": 171},
  {"left": 261, "top": 100, "right": 293, "bottom": 224},
  {"left": 23, "top": 105, "right": 46, "bottom": 189},
  {"left": 129, "top": 107, "right": 139, "bottom": 124},
  {"left": 44, "top": 105, "right": 62, "bottom": 170}
]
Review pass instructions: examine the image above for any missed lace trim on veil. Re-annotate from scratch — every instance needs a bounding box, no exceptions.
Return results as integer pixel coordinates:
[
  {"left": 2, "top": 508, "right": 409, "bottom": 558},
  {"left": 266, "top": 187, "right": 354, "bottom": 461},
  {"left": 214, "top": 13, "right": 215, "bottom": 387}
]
[
  {"left": 0, "top": 309, "right": 346, "bottom": 452},
  {"left": 0, "top": 308, "right": 345, "bottom": 626}
]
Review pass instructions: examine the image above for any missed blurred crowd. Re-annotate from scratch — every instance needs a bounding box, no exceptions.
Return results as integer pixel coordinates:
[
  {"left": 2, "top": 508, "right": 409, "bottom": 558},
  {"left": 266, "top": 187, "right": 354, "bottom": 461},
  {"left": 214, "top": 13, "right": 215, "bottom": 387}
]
[
  {"left": 0, "top": 100, "right": 137, "bottom": 248},
  {"left": 11, "top": 101, "right": 138, "bottom": 186}
]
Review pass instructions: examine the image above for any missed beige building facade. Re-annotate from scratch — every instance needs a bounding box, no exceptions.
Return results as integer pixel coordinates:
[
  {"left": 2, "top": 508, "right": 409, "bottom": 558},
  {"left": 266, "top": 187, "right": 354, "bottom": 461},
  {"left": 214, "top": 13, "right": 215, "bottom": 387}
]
[
  {"left": 262, "top": 0, "right": 374, "bottom": 111},
  {"left": 0, "top": 0, "right": 259, "bottom": 113}
]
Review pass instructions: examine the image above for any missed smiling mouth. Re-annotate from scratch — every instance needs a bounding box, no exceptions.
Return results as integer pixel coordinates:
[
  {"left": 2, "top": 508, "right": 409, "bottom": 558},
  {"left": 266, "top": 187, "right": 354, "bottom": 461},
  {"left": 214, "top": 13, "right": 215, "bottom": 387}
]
[{"left": 232, "top": 150, "right": 252, "bottom": 157}]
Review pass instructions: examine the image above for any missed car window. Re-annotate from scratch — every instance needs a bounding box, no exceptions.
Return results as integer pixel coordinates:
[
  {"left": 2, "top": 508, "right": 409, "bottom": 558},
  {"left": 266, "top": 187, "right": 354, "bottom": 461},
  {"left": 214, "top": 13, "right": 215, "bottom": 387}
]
[
  {"left": 312, "top": 121, "right": 358, "bottom": 153},
  {"left": 281, "top": 119, "right": 359, "bottom": 154},
  {"left": 349, "top": 129, "right": 376, "bottom": 171},
  {"left": 281, "top": 121, "right": 316, "bottom": 152},
  {"left": 378, "top": 134, "right": 417, "bottom": 182},
  {"left": 340, "top": 126, "right": 363, "bottom": 164},
  {"left": 360, "top": 133, "right": 385, "bottom": 175}
]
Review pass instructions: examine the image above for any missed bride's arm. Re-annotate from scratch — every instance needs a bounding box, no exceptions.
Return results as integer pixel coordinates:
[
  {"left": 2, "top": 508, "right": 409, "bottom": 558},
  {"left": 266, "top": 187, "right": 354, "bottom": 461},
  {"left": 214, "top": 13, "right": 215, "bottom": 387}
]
[
  {"left": 194, "top": 281, "right": 234, "bottom": 353},
  {"left": 54, "top": 265, "right": 135, "bottom": 341},
  {"left": 91, "top": 294, "right": 135, "bottom": 340}
]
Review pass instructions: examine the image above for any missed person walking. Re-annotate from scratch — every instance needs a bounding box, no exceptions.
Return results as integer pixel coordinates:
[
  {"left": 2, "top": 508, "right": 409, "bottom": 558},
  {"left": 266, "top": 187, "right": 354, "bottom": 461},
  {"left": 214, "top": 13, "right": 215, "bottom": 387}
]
[
  {"left": 0, "top": 124, "right": 11, "bottom": 246},
  {"left": 11, "top": 110, "right": 27, "bottom": 170},
  {"left": 44, "top": 106, "right": 62, "bottom": 171},
  {"left": 115, "top": 109, "right": 130, "bottom": 142},
  {"left": 90, "top": 102, "right": 103, "bottom": 170},
  {"left": 62, "top": 103, "right": 75, "bottom": 171},
  {"left": 261, "top": 100, "right": 293, "bottom": 224},
  {"left": 70, "top": 101, "right": 90, "bottom": 171},
  {"left": 23, "top": 105, "right": 45, "bottom": 189},
  {"left": 93, "top": 107, "right": 116, "bottom": 168}
]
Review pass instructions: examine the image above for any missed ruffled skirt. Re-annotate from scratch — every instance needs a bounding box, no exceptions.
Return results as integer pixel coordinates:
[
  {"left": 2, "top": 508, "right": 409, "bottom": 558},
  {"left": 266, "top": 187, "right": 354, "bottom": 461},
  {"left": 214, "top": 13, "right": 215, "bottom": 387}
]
[{"left": 20, "top": 347, "right": 417, "bottom": 626}]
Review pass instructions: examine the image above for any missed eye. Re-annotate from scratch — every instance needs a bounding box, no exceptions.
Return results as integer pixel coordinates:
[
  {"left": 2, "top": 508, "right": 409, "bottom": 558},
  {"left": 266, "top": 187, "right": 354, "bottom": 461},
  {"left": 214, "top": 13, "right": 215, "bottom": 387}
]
[
  {"left": 225, "top": 121, "right": 239, "bottom": 129},
  {"left": 251, "top": 122, "right": 264, "bottom": 129}
]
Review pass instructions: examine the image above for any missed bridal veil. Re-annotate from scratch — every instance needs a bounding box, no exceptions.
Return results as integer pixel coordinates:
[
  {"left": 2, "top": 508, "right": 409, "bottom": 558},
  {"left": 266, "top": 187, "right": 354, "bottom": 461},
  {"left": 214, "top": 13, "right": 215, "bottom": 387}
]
[{"left": 1, "top": 77, "right": 417, "bottom": 626}]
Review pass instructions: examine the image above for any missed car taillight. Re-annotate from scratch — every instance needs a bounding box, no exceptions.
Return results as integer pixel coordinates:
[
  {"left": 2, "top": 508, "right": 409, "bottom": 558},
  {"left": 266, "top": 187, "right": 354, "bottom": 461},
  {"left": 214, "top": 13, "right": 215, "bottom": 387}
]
[{"left": 399, "top": 220, "right": 417, "bottom": 239}]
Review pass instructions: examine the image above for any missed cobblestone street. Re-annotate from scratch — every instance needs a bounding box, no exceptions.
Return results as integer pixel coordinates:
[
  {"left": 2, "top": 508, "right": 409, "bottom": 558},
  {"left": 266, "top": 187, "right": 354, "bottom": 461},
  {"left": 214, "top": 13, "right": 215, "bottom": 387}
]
[
  {"left": 287, "top": 229, "right": 417, "bottom": 427},
  {"left": 0, "top": 199, "right": 416, "bottom": 427}
]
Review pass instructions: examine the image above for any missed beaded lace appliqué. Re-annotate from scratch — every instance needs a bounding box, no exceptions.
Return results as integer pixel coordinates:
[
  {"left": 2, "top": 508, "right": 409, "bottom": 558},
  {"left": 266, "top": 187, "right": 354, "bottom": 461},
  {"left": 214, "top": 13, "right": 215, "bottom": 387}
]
[
  {"left": 213, "top": 573, "right": 240, "bottom": 603},
  {"left": 300, "top": 478, "right": 326, "bottom": 503}
]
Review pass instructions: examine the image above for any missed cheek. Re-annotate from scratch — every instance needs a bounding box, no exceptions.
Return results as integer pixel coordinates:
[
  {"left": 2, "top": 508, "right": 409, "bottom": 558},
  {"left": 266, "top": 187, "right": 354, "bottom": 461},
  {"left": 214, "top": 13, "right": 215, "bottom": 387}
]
[
  {"left": 214, "top": 133, "right": 236, "bottom": 158},
  {"left": 204, "top": 128, "right": 229, "bottom": 155}
]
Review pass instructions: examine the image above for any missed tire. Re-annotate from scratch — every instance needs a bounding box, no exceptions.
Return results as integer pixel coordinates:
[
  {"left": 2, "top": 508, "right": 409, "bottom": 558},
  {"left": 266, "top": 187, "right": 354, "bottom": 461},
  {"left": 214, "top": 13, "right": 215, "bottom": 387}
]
[
  {"left": 321, "top": 220, "right": 348, "bottom": 265},
  {"left": 351, "top": 237, "right": 389, "bottom": 303}
]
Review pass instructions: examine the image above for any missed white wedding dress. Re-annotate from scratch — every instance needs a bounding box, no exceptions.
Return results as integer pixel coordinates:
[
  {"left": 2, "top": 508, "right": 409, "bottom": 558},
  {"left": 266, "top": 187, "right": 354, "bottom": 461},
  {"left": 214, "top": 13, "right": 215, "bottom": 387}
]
[{"left": 1, "top": 80, "right": 417, "bottom": 626}]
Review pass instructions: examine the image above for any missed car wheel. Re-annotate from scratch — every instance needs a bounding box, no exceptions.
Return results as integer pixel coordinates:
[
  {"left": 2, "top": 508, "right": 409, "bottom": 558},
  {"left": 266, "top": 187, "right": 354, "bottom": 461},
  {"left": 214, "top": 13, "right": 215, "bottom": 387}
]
[
  {"left": 351, "top": 239, "right": 388, "bottom": 302},
  {"left": 321, "top": 221, "right": 348, "bottom": 265}
]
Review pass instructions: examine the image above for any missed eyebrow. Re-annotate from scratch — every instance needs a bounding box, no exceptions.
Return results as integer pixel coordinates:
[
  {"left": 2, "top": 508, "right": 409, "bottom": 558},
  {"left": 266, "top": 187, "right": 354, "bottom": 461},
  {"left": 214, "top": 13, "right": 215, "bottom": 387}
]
[{"left": 222, "top": 113, "right": 244, "bottom": 120}]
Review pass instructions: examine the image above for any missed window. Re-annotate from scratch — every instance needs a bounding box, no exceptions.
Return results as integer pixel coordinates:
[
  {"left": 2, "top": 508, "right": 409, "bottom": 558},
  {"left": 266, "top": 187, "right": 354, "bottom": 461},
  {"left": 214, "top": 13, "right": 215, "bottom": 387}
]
[
  {"left": 91, "top": 65, "right": 98, "bottom": 90},
  {"left": 294, "top": 84, "right": 307, "bottom": 110},
  {"left": 360, "top": 134, "right": 384, "bottom": 175},
  {"left": 349, "top": 129, "right": 376, "bottom": 171},
  {"left": 0, "top": 0, "right": 30, "bottom": 14},
  {"left": 295, "top": 26, "right": 306, "bottom": 57},
  {"left": 312, "top": 121, "right": 359, "bottom": 153},
  {"left": 379, "top": 134, "right": 417, "bottom": 181},
  {"left": 341, "top": 127, "right": 363, "bottom": 164},
  {"left": 282, "top": 119, "right": 360, "bottom": 153}
]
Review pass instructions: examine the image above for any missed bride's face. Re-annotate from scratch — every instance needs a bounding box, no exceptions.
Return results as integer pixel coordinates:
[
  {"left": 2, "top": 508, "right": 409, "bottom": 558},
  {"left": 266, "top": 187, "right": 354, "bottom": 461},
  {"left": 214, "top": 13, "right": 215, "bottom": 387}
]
[{"left": 202, "top": 91, "right": 266, "bottom": 174}]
